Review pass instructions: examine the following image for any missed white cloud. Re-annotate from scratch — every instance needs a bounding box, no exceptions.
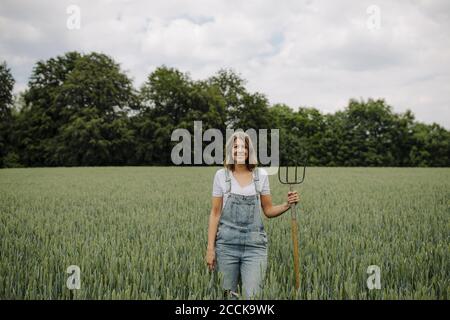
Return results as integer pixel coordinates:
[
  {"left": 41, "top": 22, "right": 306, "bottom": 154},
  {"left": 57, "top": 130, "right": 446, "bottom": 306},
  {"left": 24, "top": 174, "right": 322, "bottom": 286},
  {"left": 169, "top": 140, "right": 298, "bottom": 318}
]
[{"left": 0, "top": 0, "right": 449, "bottom": 128}]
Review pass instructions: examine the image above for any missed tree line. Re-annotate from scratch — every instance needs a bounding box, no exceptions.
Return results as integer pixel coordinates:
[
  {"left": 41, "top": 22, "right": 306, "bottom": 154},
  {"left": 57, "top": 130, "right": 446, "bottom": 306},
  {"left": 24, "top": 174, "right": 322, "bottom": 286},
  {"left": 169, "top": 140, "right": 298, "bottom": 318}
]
[{"left": 0, "top": 51, "right": 449, "bottom": 168}]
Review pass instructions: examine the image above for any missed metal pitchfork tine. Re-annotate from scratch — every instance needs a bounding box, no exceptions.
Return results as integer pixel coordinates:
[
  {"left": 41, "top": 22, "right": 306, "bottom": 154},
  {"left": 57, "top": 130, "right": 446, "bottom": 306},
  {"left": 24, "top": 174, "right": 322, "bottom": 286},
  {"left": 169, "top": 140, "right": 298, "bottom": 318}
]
[{"left": 278, "top": 159, "right": 307, "bottom": 292}]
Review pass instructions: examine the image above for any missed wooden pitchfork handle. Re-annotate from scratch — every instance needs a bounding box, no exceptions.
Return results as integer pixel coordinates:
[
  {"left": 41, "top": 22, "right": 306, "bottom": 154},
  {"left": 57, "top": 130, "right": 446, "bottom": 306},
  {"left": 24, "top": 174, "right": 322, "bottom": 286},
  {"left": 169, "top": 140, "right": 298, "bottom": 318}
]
[{"left": 289, "top": 184, "right": 300, "bottom": 291}]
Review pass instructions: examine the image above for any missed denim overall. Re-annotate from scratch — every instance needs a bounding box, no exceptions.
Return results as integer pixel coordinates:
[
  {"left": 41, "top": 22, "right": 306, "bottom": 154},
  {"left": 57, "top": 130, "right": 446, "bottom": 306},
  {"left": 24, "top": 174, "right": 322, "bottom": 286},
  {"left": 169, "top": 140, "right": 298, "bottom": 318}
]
[{"left": 215, "top": 168, "right": 268, "bottom": 299}]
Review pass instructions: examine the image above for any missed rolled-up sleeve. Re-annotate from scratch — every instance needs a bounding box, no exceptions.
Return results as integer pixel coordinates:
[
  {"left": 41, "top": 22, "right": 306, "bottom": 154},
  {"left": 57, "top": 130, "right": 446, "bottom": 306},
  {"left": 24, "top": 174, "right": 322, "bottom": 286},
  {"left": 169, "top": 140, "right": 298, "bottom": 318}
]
[
  {"left": 261, "top": 170, "right": 270, "bottom": 195},
  {"left": 212, "top": 170, "right": 223, "bottom": 196}
]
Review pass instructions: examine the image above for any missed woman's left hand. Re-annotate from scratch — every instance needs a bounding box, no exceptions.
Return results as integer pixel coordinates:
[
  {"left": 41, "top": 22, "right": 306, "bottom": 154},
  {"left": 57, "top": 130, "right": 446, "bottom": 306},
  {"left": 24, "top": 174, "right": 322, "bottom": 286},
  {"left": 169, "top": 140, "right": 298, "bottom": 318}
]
[{"left": 287, "top": 191, "right": 300, "bottom": 206}]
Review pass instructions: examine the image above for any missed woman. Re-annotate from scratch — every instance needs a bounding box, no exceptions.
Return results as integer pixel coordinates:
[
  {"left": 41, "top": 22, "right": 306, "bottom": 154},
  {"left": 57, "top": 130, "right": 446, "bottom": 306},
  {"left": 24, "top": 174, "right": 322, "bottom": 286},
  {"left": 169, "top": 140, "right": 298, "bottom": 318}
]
[{"left": 205, "top": 131, "right": 300, "bottom": 299}]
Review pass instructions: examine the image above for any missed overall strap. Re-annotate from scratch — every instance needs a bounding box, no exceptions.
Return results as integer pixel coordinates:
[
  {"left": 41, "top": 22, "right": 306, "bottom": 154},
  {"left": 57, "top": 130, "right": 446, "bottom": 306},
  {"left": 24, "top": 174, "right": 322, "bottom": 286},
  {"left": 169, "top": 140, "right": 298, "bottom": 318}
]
[
  {"left": 224, "top": 168, "right": 231, "bottom": 194},
  {"left": 253, "top": 168, "right": 262, "bottom": 194},
  {"left": 253, "top": 168, "right": 264, "bottom": 230},
  {"left": 225, "top": 167, "right": 261, "bottom": 195}
]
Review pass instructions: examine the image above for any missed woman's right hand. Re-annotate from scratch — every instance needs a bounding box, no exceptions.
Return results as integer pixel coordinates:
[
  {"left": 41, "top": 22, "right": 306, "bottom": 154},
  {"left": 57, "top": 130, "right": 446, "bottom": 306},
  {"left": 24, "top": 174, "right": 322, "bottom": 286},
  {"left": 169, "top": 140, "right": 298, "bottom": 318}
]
[{"left": 205, "top": 248, "right": 216, "bottom": 271}]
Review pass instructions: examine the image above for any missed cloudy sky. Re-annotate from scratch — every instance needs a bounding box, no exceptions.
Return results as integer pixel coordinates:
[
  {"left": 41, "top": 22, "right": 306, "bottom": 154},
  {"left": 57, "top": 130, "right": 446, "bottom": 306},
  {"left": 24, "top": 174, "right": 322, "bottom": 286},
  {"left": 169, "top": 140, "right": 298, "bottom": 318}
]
[{"left": 1, "top": 0, "right": 449, "bottom": 128}]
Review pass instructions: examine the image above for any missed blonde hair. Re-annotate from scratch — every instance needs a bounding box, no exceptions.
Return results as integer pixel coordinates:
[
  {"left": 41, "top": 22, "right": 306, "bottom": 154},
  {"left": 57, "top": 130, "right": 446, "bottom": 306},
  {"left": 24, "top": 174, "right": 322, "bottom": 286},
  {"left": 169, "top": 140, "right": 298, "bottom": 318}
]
[{"left": 223, "top": 131, "right": 258, "bottom": 172}]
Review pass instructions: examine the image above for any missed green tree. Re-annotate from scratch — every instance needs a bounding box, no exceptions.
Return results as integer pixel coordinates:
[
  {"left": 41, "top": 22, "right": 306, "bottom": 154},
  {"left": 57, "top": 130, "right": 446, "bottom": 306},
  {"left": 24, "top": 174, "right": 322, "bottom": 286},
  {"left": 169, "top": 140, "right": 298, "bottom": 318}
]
[
  {"left": 138, "top": 66, "right": 193, "bottom": 165},
  {"left": 4, "top": 54, "right": 450, "bottom": 168},
  {"left": 409, "top": 122, "right": 450, "bottom": 167},
  {"left": 336, "top": 99, "right": 398, "bottom": 166},
  {"left": 268, "top": 104, "right": 302, "bottom": 165},
  {"left": 208, "top": 68, "right": 247, "bottom": 128},
  {"left": 138, "top": 66, "right": 229, "bottom": 165},
  {"left": 0, "top": 61, "right": 16, "bottom": 167},
  {"left": 16, "top": 52, "right": 137, "bottom": 166}
]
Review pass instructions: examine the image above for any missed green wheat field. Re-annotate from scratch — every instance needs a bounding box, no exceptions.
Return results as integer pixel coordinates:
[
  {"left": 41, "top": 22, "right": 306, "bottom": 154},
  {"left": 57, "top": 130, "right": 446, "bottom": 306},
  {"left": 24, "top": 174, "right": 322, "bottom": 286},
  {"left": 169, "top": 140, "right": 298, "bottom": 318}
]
[{"left": 0, "top": 167, "right": 449, "bottom": 299}]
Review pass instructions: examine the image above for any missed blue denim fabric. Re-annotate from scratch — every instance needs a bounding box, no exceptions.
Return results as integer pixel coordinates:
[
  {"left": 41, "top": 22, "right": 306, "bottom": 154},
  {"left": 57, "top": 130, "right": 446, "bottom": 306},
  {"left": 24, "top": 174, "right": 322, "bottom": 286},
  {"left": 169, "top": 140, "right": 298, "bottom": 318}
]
[
  {"left": 215, "top": 241, "right": 267, "bottom": 299},
  {"left": 215, "top": 169, "right": 268, "bottom": 300}
]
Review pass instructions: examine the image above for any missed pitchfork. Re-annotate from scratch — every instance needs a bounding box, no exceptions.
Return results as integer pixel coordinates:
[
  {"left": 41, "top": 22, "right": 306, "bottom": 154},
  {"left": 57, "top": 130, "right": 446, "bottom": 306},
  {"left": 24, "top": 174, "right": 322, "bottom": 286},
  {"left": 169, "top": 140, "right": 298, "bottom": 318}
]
[{"left": 278, "top": 160, "right": 307, "bottom": 292}]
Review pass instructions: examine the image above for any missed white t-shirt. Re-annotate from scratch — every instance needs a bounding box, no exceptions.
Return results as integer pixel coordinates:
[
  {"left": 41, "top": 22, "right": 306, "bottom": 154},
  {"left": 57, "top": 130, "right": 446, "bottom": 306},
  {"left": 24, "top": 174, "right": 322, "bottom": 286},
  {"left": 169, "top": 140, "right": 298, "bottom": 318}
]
[{"left": 212, "top": 167, "right": 271, "bottom": 209}]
